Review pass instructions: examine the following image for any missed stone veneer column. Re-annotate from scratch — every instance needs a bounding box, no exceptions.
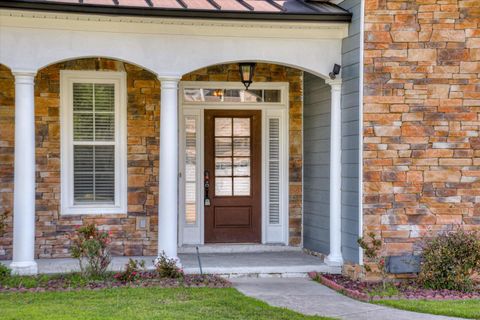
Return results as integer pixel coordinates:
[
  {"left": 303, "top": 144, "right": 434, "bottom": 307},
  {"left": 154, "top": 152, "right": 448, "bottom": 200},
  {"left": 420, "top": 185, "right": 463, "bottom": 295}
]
[
  {"left": 157, "top": 76, "right": 181, "bottom": 262},
  {"left": 325, "top": 78, "right": 344, "bottom": 267},
  {"left": 10, "top": 71, "right": 38, "bottom": 275}
]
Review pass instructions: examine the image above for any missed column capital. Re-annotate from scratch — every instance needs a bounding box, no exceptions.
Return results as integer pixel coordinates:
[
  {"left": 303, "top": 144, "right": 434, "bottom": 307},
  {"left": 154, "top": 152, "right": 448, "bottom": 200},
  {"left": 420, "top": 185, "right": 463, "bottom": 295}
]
[
  {"left": 12, "top": 70, "right": 37, "bottom": 77},
  {"left": 325, "top": 78, "right": 342, "bottom": 88},
  {"left": 158, "top": 75, "right": 181, "bottom": 89},
  {"left": 12, "top": 70, "right": 37, "bottom": 84}
]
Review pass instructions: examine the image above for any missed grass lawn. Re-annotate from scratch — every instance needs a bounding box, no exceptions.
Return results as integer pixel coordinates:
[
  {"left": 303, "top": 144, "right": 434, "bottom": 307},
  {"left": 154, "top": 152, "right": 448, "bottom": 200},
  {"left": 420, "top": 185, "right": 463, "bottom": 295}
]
[
  {"left": 376, "top": 299, "right": 480, "bottom": 319},
  {"left": 0, "top": 287, "right": 332, "bottom": 320}
]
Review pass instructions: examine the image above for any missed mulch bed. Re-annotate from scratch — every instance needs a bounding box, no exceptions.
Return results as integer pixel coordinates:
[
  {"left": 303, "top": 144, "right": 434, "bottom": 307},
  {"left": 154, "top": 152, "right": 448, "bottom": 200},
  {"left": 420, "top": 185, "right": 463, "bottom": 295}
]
[
  {"left": 309, "top": 272, "right": 480, "bottom": 302},
  {"left": 0, "top": 273, "right": 230, "bottom": 293}
]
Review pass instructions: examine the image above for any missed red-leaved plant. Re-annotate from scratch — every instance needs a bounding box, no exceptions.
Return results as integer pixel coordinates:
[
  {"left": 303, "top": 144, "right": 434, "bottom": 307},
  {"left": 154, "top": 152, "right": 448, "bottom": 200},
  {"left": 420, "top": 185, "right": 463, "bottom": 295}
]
[
  {"left": 70, "top": 224, "right": 111, "bottom": 278},
  {"left": 114, "top": 259, "right": 146, "bottom": 282}
]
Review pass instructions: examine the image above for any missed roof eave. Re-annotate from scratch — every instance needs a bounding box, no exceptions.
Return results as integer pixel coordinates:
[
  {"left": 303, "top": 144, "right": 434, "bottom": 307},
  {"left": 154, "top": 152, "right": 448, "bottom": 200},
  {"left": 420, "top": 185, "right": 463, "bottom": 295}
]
[{"left": 0, "top": 0, "right": 352, "bottom": 22}]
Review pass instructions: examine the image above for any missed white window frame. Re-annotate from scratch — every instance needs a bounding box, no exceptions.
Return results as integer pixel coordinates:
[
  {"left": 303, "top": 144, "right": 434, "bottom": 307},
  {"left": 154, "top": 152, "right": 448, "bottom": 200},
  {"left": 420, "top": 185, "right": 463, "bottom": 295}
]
[
  {"left": 179, "top": 81, "right": 289, "bottom": 246},
  {"left": 60, "top": 70, "right": 127, "bottom": 215}
]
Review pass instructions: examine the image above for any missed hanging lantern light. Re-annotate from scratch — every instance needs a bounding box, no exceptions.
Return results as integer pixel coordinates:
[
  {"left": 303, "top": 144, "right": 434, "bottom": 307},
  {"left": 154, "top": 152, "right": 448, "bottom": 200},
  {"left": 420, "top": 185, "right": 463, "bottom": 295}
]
[{"left": 239, "top": 62, "right": 256, "bottom": 90}]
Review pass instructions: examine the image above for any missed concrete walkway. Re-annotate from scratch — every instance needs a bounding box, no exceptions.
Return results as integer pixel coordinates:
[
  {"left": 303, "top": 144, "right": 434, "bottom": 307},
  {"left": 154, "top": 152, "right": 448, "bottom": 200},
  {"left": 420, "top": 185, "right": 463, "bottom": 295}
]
[{"left": 231, "top": 277, "right": 465, "bottom": 320}]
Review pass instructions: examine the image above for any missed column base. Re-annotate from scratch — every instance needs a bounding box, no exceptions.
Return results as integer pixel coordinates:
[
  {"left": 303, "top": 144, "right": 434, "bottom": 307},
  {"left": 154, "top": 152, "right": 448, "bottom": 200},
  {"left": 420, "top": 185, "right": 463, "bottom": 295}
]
[
  {"left": 325, "top": 254, "right": 344, "bottom": 267},
  {"left": 10, "top": 261, "right": 38, "bottom": 275}
]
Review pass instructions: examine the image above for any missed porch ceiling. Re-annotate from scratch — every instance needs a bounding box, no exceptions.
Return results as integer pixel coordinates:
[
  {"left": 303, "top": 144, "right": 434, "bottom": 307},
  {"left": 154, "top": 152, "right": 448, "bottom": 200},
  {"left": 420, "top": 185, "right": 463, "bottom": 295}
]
[{"left": 0, "top": 0, "right": 352, "bottom": 22}]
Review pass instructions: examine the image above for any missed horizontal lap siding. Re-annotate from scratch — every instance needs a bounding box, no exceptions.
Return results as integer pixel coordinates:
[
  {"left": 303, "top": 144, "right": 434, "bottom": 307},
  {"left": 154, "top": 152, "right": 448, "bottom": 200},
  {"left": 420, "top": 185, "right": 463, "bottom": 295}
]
[
  {"left": 339, "top": 0, "right": 361, "bottom": 263},
  {"left": 303, "top": 73, "right": 331, "bottom": 255}
]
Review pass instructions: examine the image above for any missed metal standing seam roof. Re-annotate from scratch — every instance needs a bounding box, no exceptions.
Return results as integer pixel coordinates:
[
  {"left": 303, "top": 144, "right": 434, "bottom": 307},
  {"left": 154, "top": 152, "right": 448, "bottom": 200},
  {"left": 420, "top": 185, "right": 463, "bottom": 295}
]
[{"left": 0, "top": 0, "right": 352, "bottom": 22}]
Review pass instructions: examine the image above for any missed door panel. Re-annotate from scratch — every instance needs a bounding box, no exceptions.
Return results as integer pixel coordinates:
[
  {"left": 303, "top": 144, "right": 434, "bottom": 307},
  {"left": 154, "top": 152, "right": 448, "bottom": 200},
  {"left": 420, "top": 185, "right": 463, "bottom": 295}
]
[{"left": 204, "top": 110, "right": 261, "bottom": 243}]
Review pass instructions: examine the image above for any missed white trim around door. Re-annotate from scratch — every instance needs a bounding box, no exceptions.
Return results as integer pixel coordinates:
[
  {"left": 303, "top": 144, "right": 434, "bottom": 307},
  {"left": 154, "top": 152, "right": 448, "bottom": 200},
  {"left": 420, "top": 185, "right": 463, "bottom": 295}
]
[{"left": 178, "top": 81, "right": 289, "bottom": 246}]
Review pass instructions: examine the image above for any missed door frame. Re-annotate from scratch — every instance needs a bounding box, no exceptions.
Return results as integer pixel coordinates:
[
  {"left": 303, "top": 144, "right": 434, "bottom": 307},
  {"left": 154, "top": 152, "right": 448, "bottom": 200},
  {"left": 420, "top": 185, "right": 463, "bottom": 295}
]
[{"left": 178, "top": 81, "right": 290, "bottom": 246}]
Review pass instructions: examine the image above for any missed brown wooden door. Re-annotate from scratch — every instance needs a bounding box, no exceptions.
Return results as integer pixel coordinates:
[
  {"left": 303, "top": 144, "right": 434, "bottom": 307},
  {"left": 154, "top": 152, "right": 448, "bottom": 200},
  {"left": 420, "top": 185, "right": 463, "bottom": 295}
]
[{"left": 204, "top": 110, "right": 261, "bottom": 243}]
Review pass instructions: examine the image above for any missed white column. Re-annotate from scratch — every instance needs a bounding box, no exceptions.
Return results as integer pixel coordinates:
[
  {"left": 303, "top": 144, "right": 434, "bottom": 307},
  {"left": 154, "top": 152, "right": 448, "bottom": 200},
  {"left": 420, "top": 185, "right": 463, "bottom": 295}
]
[
  {"left": 10, "top": 71, "right": 38, "bottom": 275},
  {"left": 325, "top": 78, "right": 344, "bottom": 267},
  {"left": 157, "top": 76, "right": 181, "bottom": 262}
]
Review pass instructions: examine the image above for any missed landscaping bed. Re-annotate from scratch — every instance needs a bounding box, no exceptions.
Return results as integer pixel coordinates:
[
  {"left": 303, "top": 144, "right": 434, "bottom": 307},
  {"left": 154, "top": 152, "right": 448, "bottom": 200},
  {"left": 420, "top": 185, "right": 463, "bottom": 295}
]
[
  {"left": 310, "top": 272, "right": 480, "bottom": 302},
  {"left": 0, "top": 271, "right": 229, "bottom": 293}
]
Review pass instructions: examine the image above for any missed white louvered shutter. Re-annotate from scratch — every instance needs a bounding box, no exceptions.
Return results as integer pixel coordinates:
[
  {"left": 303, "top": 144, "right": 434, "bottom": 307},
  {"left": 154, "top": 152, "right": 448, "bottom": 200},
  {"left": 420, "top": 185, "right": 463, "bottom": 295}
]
[
  {"left": 268, "top": 118, "right": 280, "bottom": 224},
  {"left": 72, "top": 83, "right": 116, "bottom": 204}
]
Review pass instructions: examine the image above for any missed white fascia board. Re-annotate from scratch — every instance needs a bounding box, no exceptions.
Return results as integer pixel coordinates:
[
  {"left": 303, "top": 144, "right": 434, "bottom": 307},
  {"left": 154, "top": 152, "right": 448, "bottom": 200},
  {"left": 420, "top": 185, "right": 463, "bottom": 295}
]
[{"left": 0, "top": 9, "right": 349, "bottom": 40}]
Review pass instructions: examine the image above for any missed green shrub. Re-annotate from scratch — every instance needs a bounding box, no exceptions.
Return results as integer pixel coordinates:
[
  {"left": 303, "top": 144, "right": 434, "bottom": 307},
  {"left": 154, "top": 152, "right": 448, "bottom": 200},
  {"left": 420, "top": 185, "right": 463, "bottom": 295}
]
[
  {"left": 418, "top": 228, "right": 480, "bottom": 292},
  {"left": 155, "top": 252, "right": 183, "bottom": 279},
  {"left": 70, "top": 224, "right": 112, "bottom": 279},
  {"left": 0, "top": 263, "right": 11, "bottom": 281}
]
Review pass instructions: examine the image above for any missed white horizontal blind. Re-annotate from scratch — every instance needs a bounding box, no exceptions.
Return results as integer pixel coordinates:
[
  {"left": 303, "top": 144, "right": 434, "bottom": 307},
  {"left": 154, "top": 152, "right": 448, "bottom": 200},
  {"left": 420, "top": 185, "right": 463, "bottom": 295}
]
[
  {"left": 73, "top": 83, "right": 116, "bottom": 204},
  {"left": 268, "top": 118, "right": 280, "bottom": 224}
]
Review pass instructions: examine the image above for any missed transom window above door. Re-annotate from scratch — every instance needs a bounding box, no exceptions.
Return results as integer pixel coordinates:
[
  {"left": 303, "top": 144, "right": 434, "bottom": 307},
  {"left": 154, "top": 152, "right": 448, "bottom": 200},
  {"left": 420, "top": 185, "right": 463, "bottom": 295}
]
[
  {"left": 183, "top": 87, "right": 282, "bottom": 104},
  {"left": 60, "top": 71, "right": 127, "bottom": 215},
  {"left": 214, "top": 117, "right": 252, "bottom": 196}
]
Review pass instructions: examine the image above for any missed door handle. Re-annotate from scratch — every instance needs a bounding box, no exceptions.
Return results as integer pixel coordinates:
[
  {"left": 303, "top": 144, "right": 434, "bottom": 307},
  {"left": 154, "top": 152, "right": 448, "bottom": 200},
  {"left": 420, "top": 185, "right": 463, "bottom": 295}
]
[{"left": 204, "top": 170, "right": 211, "bottom": 206}]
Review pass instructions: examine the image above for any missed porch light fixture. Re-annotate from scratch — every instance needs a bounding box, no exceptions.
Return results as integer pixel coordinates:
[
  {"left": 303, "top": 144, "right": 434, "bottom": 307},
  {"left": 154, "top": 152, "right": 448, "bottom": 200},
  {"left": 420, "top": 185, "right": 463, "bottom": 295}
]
[
  {"left": 329, "top": 63, "right": 341, "bottom": 80},
  {"left": 239, "top": 63, "right": 256, "bottom": 90}
]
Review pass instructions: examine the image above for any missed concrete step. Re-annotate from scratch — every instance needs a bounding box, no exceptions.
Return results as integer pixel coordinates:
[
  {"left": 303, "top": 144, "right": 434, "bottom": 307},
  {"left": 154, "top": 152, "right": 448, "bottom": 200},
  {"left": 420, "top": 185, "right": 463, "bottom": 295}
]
[
  {"left": 178, "top": 244, "right": 302, "bottom": 254},
  {"left": 180, "top": 251, "right": 341, "bottom": 278}
]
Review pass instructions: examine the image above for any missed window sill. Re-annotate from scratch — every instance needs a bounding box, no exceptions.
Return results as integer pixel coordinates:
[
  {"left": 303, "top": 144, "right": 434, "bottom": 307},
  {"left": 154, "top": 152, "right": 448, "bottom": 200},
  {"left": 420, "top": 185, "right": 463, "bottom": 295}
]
[{"left": 60, "top": 205, "right": 128, "bottom": 216}]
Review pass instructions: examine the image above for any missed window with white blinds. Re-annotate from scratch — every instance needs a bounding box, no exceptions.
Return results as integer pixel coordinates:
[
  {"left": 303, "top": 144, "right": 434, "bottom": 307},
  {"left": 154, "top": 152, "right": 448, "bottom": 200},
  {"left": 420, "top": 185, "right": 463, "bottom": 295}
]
[
  {"left": 73, "top": 83, "right": 115, "bottom": 204},
  {"left": 61, "top": 71, "right": 127, "bottom": 215}
]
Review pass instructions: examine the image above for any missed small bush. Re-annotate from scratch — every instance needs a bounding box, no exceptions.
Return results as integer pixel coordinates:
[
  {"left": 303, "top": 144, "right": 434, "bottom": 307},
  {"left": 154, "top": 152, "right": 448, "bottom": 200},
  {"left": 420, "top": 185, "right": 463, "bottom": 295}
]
[
  {"left": 70, "top": 224, "right": 111, "bottom": 279},
  {"left": 418, "top": 228, "right": 480, "bottom": 292},
  {"left": 0, "top": 263, "right": 11, "bottom": 281},
  {"left": 155, "top": 252, "right": 183, "bottom": 279},
  {"left": 114, "top": 259, "right": 146, "bottom": 282}
]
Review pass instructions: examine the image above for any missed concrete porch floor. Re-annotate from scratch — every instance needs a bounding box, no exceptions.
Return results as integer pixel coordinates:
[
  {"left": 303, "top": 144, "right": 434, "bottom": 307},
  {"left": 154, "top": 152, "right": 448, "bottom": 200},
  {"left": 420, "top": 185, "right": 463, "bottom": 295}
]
[{"left": 3, "top": 251, "right": 341, "bottom": 277}]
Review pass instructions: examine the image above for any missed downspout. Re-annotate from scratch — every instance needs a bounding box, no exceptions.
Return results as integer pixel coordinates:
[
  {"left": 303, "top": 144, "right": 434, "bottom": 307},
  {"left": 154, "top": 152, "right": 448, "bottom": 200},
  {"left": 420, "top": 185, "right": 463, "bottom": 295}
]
[{"left": 358, "top": 0, "right": 365, "bottom": 266}]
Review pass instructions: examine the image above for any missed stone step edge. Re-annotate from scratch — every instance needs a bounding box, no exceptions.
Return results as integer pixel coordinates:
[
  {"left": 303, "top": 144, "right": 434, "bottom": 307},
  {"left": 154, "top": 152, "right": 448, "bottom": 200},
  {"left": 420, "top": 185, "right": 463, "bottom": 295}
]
[{"left": 182, "top": 265, "right": 342, "bottom": 277}]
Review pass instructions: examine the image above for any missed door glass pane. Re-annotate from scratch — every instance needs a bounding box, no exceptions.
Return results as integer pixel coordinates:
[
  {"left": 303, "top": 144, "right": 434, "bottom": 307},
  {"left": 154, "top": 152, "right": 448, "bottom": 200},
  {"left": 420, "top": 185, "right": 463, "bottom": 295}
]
[
  {"left": 215, "top": 138, "right": 232, "bottom": 156},
  {"left": 233, "top": 138, "right": 250, "bottom": 156},
  {"left": 234, "top": 158, "right": 250, "bottom": 176},
  {"left": 185, "top": 204, "right": 196, "bottom": 225},
  {"left": 234, "top": 177, "right": 250, "bottom": 196},
  {"left": 215, "top": 118, "right": 231, "bottom": 136},
  {"left": 184, "top": 116, "right": 197, "bottom": 225},
  {"left": 233, "top": 118, "right": 250, "bottom": 136},
  {"left": 185, "top": 182, "right": 196, "bottom": 203},
  {"left": 216, "top": 177, "right": 232, "bottom": 196},
  {"left": 215, "top": 158, "right": 232, "bottom": 176}
]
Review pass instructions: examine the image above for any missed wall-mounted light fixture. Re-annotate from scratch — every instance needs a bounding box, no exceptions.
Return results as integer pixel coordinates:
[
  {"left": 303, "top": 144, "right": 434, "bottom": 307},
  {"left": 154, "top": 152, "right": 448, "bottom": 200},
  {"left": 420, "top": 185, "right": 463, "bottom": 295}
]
[
  {"left": 329, "top": 64, "right": 341, "bottom": 80},
  {"left": 239, "top": 62, "right": 256, "bottom": 90}
]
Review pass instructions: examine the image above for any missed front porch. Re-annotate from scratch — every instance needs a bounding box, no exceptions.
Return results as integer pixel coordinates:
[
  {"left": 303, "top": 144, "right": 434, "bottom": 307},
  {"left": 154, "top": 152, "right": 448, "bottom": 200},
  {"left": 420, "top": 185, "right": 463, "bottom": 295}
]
[
  {"left": 0, "top": 7, "right": 359, "bottom": 276},
  {"left": 3, "top": 248, "right": 341, "bottom": 277}
]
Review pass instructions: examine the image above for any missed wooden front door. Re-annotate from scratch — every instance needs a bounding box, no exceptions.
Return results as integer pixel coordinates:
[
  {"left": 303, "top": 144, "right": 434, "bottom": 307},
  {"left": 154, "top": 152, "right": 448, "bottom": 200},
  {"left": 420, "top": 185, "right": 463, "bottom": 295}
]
[{"left": 204, "top": 110, "right": 261, "bottom": 243}]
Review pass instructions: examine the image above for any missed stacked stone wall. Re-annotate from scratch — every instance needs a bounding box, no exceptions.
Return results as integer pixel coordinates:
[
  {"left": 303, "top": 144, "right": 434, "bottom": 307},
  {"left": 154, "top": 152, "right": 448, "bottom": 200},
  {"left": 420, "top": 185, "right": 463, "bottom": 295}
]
[
  {"left": 0, "top": 60, "right": 303, "bottom": 259},
  {"left": 363, "top": 0, "right": 480, "bottom": 273}
]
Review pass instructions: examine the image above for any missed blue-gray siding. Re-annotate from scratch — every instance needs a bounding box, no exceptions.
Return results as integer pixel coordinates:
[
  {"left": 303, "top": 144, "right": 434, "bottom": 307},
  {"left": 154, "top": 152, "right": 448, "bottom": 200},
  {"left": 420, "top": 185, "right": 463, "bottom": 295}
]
[
  {"left": 339, "top": 0, "right": 361, "bottom": 263},
  {"left": 302, "top": 0, "right": 361, "bottom": 263},
  {"left": 303, "top": 74, "right": 331, "bottom": 255}
]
